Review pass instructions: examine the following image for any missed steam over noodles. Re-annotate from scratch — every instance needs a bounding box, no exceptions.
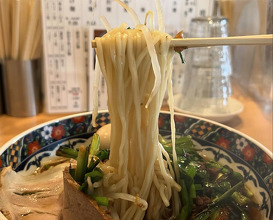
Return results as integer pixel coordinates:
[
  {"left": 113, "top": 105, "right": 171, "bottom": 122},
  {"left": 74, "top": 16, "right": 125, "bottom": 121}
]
[{"left": 92, "top": 0, "right": 180, "bottom": 219}]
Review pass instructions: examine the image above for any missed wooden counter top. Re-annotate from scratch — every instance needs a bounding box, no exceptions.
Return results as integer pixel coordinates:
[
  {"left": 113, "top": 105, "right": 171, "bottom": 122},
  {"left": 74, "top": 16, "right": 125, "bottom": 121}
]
[{"left": 0, "top": 86, "right": 272, "bottom": 153}]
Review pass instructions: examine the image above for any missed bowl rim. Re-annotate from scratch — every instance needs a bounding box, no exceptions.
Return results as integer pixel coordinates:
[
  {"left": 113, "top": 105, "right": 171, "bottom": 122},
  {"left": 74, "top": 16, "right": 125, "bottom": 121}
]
[{"left": 1, "top": 110, "right": 272, "bottom": 159}]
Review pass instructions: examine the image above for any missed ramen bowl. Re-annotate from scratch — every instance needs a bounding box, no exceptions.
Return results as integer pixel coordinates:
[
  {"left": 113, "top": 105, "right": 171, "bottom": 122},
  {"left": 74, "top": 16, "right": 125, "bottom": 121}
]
[{"left": 0, "top": 111, "right": 272, "bottom": 219}]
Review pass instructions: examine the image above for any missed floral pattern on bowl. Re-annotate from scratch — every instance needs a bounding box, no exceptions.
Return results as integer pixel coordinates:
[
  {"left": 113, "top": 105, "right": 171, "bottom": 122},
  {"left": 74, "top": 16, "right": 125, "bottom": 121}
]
[
  {"left": 0, "top": 111, "right": 272, "bottom": 218},
  {"left": 0, "top": 112, "right": 110, "bottom": 169}
]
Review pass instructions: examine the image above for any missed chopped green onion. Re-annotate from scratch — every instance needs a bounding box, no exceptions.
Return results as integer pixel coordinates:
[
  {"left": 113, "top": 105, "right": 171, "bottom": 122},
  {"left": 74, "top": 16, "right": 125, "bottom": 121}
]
[
  {"left": 87, "top": 158, "right": 100, "bottom": 172},
  {"left": 90, "top": 133, "right": 100, "bottom": 156},
  {"left": 91, "top": 195, "right": 109, "bottom": 206},
  {"left": 85, "top": 168, "right": 104, "bottom": 183},
  {"left": 177, "top": 51, "right": 185, "bottom": 64},
  {"left": 96, "top": 150, "right": 110, "bottom": 161},
  {"left": 211, "top": 180, "right": 244, "bottom": 205},
  {"left": 231, "top": 191, "right": 251, "bottom": 206},
  {"left": 75, "top": 145, "right": 90, "bottom": 184},
  {"left": 186, "top": 165, "right": 196, "bottom": 179},
  {"left": 56, "top": 146, "right": 78, "bottom": 159}
]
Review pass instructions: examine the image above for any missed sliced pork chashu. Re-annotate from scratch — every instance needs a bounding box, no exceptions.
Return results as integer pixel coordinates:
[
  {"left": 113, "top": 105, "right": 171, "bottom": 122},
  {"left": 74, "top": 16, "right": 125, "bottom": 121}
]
[{"left": 62, "top": 167, "right": 112, "bottom": 220}]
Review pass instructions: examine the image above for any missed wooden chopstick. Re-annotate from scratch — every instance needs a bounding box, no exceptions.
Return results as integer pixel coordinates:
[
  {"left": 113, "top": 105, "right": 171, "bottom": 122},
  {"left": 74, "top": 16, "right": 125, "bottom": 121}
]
[
  {"left": 21, "top": 0, "right": 40, "bottom": 60},
  {"left": 0, "top": 0, "right": 11, "bottom": 58},
  {"left": 11, "top": 0, "right": 21, "bottom": 59},
  {"left": 170, "top": 34, "right": 273, "bottom": 49},
  {"left": 91, "top": 34, "right": 273, "bottom": 49}
]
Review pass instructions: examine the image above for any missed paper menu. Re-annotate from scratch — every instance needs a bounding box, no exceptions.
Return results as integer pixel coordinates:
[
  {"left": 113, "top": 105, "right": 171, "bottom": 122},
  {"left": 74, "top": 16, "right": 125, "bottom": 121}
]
[
  {"left": 41, "top": 0, "right": 212, "bottom": 113},
  {"left": 42, "top": 0, "right": 89, "bottom": 113}
]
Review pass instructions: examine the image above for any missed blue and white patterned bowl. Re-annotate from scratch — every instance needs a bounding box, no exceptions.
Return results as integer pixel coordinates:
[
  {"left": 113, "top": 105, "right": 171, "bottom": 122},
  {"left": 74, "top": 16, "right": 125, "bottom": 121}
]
[{"left": 0, "top": 111, "right": 272, "bottom": 219}]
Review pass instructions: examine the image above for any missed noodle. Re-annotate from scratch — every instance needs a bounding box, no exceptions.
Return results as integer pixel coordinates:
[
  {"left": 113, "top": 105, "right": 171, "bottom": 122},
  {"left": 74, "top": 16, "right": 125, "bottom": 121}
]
[
  {"left": 92, "top": 56, "right": 101, "bottom": 126},
  {"left": 144, "top": 11, "right": 155, "bottom": 31},
  {"left": 92, "top": 1, "right": 180, "bottom": 219},
  {"left": 100, "top": 16, "right": 112, "bottom": 32},
  {"left": 155, "top": 0, "right": 165, "bottom": 32}
]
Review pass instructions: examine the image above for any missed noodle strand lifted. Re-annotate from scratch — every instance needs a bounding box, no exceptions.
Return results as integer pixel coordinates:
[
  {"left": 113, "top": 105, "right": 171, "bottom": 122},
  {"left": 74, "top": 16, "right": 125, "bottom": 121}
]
[{"left": 92, "top": 1, "right": 180, "bottom": 219}]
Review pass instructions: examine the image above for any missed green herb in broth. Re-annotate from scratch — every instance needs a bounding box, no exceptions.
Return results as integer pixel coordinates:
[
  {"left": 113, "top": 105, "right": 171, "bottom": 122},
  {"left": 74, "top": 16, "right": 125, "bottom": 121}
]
[
  {"left": 56, "top": 134, "right": 261, "bottom": 219},
  {"left": 160, "top": 135, "right": 262, "bottom": 220}
]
